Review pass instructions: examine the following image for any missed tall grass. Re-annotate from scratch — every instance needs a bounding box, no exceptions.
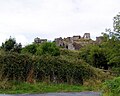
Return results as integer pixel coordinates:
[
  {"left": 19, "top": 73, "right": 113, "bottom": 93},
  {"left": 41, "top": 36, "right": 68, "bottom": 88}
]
[
  {"left": 0, "top": 81, "right": 89, "bottom": 94},
  {"left": 102, "top": 77, "right": 120, "bottom": 96}
]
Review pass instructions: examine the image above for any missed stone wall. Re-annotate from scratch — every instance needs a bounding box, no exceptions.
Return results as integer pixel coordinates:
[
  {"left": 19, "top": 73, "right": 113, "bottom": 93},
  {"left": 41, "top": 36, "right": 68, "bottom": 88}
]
[
  {"left": 54, "top": 33, "right": 95, "bottom": 50},
  {"left": 34, "top": 37, "right": 47, "bottom": 43},
  {"left": 96, "top": 36, "right": 104, "bottom": 44},
  {"left": 34, "top": 33, "right": 103, "bottom": 50}
]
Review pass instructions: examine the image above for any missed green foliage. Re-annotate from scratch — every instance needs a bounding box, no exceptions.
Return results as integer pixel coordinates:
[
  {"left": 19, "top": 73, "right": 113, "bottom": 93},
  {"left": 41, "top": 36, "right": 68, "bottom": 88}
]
[
  {"left": 60, "top": 48, "right": 79, "bottom": 59},
  {"left": 102, "top": 77, "right": 120, "bottom": 96},
  {"left": 34, "top": 54, "right": 93, "bottom": 84},
  {"left": 101, "top": 39, "right": 120, "bottom": 75},
  {"left": 0, "top": 36, "right": 117, "bottom": 92},
  {"left": 0, "top": 81, "right": 88, "bottom": 94},
  {"left": 79, "top": 45, "right": 92, "bottom": 63},
  {"left": 79, "top": 45, "right": 108, "bottom": 70},
  {"left": 0, "top": 49, "right": 107, "bottom": 85},
  {"left": 36, "top": 42, "right": 60, "bottom": 56},
  {"left": 89, "top": 46, "right": 108, "bottom": 70},
  {"left": 113, "top": 12, "right": 120, "bottom": 33},
  {"left": 1, "top": 36, "right": 16, "bottom": 51},
  {"left": 22, "top": 42, "right": 60, "bottom": 56},
  {"left": 21, "top": 44, "right": 37, "bottom": 54},
  {"left": 1, "top": 36, "right": 22, "bottom": 53},
  {"left": 79, "top": 33, "right": 120, "bottom": 73},
  {"left": 104, "top": 13, "right": 120, "bottom": 40},
  {"left": 0, "top": 52, "right": 33, "bottom": 81}
]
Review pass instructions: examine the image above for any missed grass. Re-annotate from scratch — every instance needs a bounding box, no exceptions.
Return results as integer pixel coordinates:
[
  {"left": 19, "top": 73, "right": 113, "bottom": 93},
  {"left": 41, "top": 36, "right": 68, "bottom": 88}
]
[
  {"left": 101, "top": 77, "right": 120, "bottom": 96},
  {"left": 0, "top": 81, "right": 93, "bottom": 94}
]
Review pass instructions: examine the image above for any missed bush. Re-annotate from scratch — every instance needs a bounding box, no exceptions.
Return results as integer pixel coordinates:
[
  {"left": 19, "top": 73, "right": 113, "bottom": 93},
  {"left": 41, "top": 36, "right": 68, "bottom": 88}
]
[
  {"left": 102, "top": 77, "right": 120, "bottom": 96},
  {"left": 79, "top": 45, "right": 108, "bottom": 70},
  {"left": 34, "top": 54, "right": 107, "bottom": 85},
  {"left": 1, "top": 37, "right": 22, "bottom": 53},
  {"left": 36, "top": 42, "right": 60, "bottom": 56},
  {"left": 21, "top": 44, "right": 37, "bottom": 54},
  {"left": 0, "top": 49, "right": 111, "bottom": 85},
  {"left": 0, "top": 52, "right": 96, "bottom": 85},
  {"left": 22, "top": 42, "right": 60, "bottom": 56},
  {"left": 0, "top": 52, "right": 33, "bottom": 81}
]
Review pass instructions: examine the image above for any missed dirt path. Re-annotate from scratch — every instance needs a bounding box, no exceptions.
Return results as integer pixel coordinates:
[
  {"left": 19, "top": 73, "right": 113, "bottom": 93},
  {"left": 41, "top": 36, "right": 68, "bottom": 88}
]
[{"left": 0, "top": 92, "right": 102, "bottom": 96}]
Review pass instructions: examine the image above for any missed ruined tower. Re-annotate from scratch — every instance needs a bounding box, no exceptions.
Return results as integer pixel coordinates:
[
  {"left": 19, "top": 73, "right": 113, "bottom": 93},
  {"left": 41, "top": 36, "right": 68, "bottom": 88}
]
[{"left": 83, "top": 33, "right": 90, "bottom": 39}]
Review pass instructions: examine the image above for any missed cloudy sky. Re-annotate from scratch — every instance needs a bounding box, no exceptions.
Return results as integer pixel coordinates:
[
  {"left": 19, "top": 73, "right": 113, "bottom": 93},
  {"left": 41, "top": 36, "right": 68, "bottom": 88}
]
[{"left": 0, "top": 0, "right": 120, "bottom": 46}]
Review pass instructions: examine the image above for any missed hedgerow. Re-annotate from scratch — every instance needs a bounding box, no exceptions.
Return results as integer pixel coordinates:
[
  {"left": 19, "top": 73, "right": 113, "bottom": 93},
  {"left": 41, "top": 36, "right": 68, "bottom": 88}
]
[{"left": 0, "top": 51, "right": 102, "bottom": 85}]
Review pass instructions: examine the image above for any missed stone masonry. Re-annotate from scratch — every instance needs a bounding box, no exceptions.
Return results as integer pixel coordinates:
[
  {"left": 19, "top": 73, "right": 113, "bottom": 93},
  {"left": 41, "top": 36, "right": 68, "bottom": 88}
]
[
  {"left": 34, "top": 33, "right": 103, "bottom": 50},
  {"left": 54, "top": 33, "right": 103, "bottom": 50}
]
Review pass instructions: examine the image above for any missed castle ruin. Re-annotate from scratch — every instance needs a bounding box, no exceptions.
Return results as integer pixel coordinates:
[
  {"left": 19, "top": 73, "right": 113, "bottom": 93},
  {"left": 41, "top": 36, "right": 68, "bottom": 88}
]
[
  {"left": 34, "top": 33, "right": 104, "bottom": 50},
  {"left": 54, "top": 33, "right": 95, "bottom": 50},
  {"left": 34, "top": 37, "right": 47, "bottom": 43},
  {"left": 54, "top": 33, "right": 104, "bottom": 50}
]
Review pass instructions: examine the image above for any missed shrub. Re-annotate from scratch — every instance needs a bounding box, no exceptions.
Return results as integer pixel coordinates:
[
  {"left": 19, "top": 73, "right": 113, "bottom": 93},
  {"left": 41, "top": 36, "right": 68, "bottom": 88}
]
[
  {"left": 22, "top": 42, "right": 60, "bottom": 56},
  {"left": 0, "top": 52, "right": 33, "bottom": 81},
  {"left": 1, "top": 37, "right": 22, "bottom": 53},
  {"left": 102, "top": 77, "right": 120, "bottom": 96},
  {"left": 34, "top": 54, "right": 101, "bottom": 85},
  {"left": 36, "top": 42, "right": 60, "bottom": 56},
  {"left": 21, "top": 44, "right": 38, "bottom": 54},
  {"left": 0, "top": 49, "right": 110, "bottom": 85},
  {"left": 79, "top": 45, "right": 109, "bottom": 70}
]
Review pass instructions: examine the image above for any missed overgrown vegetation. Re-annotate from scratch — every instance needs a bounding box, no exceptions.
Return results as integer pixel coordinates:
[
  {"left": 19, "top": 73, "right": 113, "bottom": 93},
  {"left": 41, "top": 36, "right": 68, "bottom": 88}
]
[
  {"left": 79, "top": 33, "right": 120, "bottom": 76},
  {"left": 0, "top": 82, "right": 90, "bottom": 94},
  {"left": 102, "top": 77, "right": 120, "bottom": 96},
  {"left": 1, "top": 36, "right": 22, "bottom": 53},
  {"left": 0, "top": 13, "right": 120, "bottom": 95},
  {"left": 0, "top": 40, "right": 111, "bottom": 94},
  {"left": 0, "top": 49, "right": 108, "bottom": 85}
]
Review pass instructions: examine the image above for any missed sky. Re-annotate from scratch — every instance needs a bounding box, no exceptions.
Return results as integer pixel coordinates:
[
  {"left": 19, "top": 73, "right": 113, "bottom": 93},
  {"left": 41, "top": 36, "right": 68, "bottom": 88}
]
[{"left": 0, "top": 0, "right": 120, "bottom": 46}]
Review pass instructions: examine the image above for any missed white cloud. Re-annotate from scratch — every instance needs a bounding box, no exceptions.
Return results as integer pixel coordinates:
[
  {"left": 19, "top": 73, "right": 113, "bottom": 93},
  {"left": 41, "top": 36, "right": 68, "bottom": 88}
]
[
  {"left": 15, "top": 35, "right": 29, "bottom": 46},
  {"left": 0, "top": 0, "right": 120, "bottom": 45},
  {"left": 0, "top": 33, "right": 9, "bottom": 45}
]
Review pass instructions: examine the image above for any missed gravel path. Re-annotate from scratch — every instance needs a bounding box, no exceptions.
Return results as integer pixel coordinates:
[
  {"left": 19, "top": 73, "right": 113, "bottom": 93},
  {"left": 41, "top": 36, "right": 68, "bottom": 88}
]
[{"left": 0, "top": 92, "right": 102, "bottom": 96}]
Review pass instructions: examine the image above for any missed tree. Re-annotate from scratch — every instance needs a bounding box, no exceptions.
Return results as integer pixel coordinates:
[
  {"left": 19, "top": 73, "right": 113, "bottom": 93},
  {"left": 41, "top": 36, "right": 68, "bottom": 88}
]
[
  {"left": 89, "top": 46, "right": 108, "bottom": 70},
  {"left": 103, "top": 13, "right": 120, "bottom": 40},
  {"left": 21, "top": 44, "right": 37, "bottom": 54},
  {"left": 110, "top": 12, "right": 120, "bottom": 40},
  {"left": 22, "top": 42, "right": 60, "bottom": 56},
  {"left": 1, "top": 36, "right": 22, "bottom": 52},
  {"left": 36, "top": 42, "right": 60, "bottom": 56},
  {"left": 1, "top": 36, "right": 16, "bottom": 51},
  {"left": 13, "top": 43, "right": 22, "bottom": 53},
  {"left": 79, "top": 45, "right": 109, "bottom": 70},
  {"left": 113, "top": 12, "right": 120, "bottom": 33}
]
